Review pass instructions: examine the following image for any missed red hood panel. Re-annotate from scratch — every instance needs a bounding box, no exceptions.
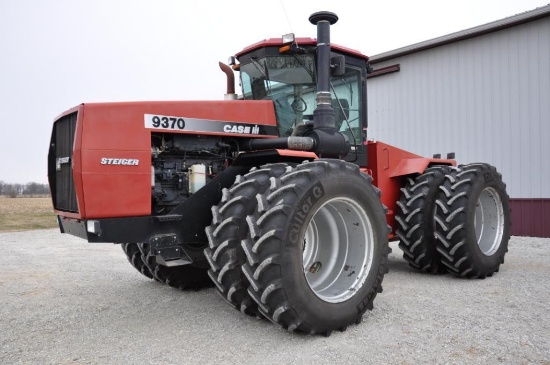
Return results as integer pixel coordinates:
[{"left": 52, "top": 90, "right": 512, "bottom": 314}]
[
  {"left": 59, "top": 100, "right": 277, "bottom": 219},
  {"left": 81, "top": 100, "right": 277, "bottom": 151}
]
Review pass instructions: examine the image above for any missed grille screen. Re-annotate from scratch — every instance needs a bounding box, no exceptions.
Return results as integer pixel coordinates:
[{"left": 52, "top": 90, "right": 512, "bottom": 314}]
[{"left": 48, "top": 112, "right": 78, "bottom": 213}]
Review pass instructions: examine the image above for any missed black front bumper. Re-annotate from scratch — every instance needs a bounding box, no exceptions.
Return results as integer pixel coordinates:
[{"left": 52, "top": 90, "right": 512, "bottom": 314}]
[{"left": 57, "top": 214, "right": 207, "bottom": 265}]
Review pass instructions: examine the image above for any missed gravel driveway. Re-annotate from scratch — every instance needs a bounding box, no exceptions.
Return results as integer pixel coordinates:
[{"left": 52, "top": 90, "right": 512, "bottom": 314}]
[{"left": 1, "top": 230, "right": 549, "bottom": 364}]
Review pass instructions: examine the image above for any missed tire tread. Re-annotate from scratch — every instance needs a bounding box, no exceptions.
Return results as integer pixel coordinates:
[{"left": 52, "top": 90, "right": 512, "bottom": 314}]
[
  {"left": 242, "top": 159, "right": 389, "bottom": 334},
  {"left": 434, "top": 163, "right": 510, "bottom": 278},
  {"left": 396, "top": 166, "right": 450, "bottom": 273},
  {"left": 204, "top": 163, "right": 290, "bottom": 316}
]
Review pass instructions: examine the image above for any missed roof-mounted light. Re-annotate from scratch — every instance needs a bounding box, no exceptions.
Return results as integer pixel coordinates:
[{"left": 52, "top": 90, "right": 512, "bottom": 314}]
[
  {"left": 282, "top": 33, "right": 295, "bottom": 44},
  {"left": 227, "top": 55, "right": 240, "bottom": 70},
  {"left": 280, "top": 33, "right": 296, "bottom": 53}
]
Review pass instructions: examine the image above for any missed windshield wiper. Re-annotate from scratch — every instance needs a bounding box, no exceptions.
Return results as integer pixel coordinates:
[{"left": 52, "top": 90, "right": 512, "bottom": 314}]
[
  {"left": 292, "top": 54, "right": 315, "bottom": 81},
  {"left": 251, "top": 57, "right": 273, "bottom": 95},
  {"left": 331, "top": 82, "right": 358, "bottom": 146},
  {"left": 251, "top": 57, "right": 268, "bottom": 79}
]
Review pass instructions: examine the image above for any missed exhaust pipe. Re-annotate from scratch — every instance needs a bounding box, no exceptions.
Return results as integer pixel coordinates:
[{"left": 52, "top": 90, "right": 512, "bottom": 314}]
[
  {"left": 309, "top": 11, "right": 338, "bottom": 124},
  {"left": 248, "top": 136, "right": 315, "bottom": 151},
  {"left": 307, "top": 11, "right": 350, "bottom": 158},
  {"left": 248, "top": 11, "right": 350, "bottom": 158},
  {"left": 219, "top": 62, "right": 238, "bottom": 100}
]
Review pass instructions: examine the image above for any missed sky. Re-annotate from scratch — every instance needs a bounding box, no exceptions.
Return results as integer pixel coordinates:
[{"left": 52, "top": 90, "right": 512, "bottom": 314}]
[{"left": 0, "top": 0, "right": 548, "bottom": 184}]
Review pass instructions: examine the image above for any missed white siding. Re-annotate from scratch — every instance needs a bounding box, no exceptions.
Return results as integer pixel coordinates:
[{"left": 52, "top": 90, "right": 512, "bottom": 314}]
[{"left": 367, "top": 17, "right": 550, "bottom": 198}]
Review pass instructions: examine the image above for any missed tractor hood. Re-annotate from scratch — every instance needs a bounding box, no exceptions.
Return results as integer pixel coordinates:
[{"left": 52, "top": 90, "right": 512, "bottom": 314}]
[
  {"left": 64, "top": 100, "right": 279, "bottom": 152},
  {"left": 48, "top": 100, "right": 279, "bottom": 220}
]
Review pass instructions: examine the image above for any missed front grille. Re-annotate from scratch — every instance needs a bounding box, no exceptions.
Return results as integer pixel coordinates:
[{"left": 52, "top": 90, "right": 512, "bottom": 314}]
[{"left": 48, "top": 112, "right": 78, "bottom": 213}]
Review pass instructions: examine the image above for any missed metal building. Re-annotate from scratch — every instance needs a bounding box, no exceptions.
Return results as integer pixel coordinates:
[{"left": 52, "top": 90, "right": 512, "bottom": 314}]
[{"left": 367, "top": 5, "right": 550, "bottom": 237}]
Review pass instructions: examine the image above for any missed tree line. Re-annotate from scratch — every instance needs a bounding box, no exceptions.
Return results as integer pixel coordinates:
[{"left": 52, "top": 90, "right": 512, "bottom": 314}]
[{"left": 0, "top": 181, "right": 50, "bottom": 198}]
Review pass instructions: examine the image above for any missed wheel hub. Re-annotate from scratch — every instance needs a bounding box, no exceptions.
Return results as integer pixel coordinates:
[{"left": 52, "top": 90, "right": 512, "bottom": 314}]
[
  {"left": 474, "top": 187, "right": 505, "bottom": 256},
  {"left": 302, "top": 197, "right": 374, "bottom": 303}
]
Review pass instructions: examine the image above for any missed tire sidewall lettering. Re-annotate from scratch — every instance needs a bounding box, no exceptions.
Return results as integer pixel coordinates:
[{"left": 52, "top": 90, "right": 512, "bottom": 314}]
[
  {"left": 282, "top": 171, "right": 387, "bottom": 322},
  {"left": 288, "top": 182, "right": 325, "bottom": 245}
]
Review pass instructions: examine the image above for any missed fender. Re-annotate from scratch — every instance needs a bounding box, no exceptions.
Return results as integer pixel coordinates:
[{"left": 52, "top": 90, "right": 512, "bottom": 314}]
[
  {"left": 390, "top": 157, "right": 455, "bottom": 178},
  {"left": 366, "top": 141, "right": 456, "bottom": 238},
  {"left": 232, "top": 149, "right": 318, "bottom": 166}
]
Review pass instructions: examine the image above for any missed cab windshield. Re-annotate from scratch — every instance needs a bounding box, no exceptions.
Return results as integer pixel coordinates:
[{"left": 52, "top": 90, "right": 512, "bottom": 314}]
[{"left": 240, "top": 54, "right": 361, "bottom": 143}]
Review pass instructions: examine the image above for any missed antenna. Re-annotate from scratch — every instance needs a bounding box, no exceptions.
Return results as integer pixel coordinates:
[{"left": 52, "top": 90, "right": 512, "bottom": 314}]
[{"left": 280, "top": 0, "right": 293, "bottom": 33}]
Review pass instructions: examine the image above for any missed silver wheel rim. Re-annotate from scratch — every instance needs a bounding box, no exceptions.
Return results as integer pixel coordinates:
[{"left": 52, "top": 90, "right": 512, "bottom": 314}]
[
  {"left": 474, "top": 187, "right": 505, "bottom": 256},
  {"left": 302, "top": 197, "right": 374, "bottom": 303}
]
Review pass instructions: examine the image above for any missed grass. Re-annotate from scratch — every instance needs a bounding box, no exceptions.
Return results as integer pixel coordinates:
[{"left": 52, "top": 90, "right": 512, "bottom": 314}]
[{"left": 0, "top": 197, "right": 58, "bottom": 232}]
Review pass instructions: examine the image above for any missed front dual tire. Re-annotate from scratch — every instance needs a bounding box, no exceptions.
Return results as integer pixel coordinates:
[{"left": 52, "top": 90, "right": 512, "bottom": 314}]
[{"left": 206, "top": 159, "right": 390, "bottom": 335}]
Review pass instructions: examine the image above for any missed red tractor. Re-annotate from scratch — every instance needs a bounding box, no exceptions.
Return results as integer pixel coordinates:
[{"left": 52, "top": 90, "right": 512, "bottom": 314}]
[{"left": 48, "top": 12, "right": 510, "bottom": 335}]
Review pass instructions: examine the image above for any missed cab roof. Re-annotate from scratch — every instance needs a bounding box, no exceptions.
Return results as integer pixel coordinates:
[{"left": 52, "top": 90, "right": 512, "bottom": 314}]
[{"left": 235, "top": 37, "right": 369, "bottom": 61}]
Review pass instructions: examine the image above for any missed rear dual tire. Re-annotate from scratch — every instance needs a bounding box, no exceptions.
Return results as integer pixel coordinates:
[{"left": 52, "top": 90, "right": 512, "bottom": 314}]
[
  {"left": 434, "top": 163, "right": 510, "bottom": 278},
  {"left": 396, "top": 166, "right": 450, "bottom": 273},
  {"left": 396, "top": 163, "right": 509, "bottom": 278}
]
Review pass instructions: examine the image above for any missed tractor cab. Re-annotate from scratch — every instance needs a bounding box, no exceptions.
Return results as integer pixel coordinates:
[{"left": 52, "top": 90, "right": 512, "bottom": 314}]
[{"left": 232, "top": 36, "right": 370, "bottom": 162}]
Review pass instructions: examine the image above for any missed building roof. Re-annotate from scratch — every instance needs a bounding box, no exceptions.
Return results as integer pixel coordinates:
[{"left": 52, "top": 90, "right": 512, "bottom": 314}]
[{"left": 370, "top": 4, "right": 550, "bottom": 64}]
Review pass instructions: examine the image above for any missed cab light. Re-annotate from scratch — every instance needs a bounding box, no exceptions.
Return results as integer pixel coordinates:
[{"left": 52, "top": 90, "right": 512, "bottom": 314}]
[{"left": 279, "top": 45, "right": 292, "bottom": 53}]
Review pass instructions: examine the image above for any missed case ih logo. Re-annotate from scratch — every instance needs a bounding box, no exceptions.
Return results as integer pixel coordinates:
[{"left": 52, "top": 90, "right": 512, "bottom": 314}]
[
  {"left": 223, "top": 124, "right": 260, "bottom": 134},
  {"left": 100, "top": 158, "right": 140, "bottom": 166}
]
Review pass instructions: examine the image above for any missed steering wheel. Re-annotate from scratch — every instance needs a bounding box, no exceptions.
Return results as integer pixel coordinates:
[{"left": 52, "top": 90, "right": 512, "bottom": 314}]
[{"left": 291, "top": 97, "right": 307, "bottom": 113}]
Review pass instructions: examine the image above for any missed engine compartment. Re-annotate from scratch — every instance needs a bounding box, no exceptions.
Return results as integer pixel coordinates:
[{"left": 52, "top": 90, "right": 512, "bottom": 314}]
[{"left": 150, "top": 133, "right": 239, "bottom": 214}]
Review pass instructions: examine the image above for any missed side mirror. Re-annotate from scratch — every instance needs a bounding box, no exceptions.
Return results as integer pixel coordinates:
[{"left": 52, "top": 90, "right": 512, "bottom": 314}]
[{"left": 331, "top": 55, "right": 346, "bottom": 76}]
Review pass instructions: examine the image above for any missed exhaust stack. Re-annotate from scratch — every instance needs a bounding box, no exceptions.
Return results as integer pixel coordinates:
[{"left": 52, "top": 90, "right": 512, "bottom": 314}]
[
  {"left": 249, "top": 11, "right": 350, "bottom": 158},
  {"left": 309, "top": 11, "right": 338, "bottom": 127},
  {"left": 219, "top": 62, "right": 238, "bottom": 100},
  {"left": 306, "top": 11, "right": 350, "bottom": 158}
]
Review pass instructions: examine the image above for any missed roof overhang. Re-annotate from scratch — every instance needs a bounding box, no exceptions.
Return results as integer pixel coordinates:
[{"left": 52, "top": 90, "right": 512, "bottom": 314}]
[
  {"left": 235, "top": 37, "right": 369, "bottom": 61},
  {"left": 370, "top": 4, "right": 550, "bottom": 64}
]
